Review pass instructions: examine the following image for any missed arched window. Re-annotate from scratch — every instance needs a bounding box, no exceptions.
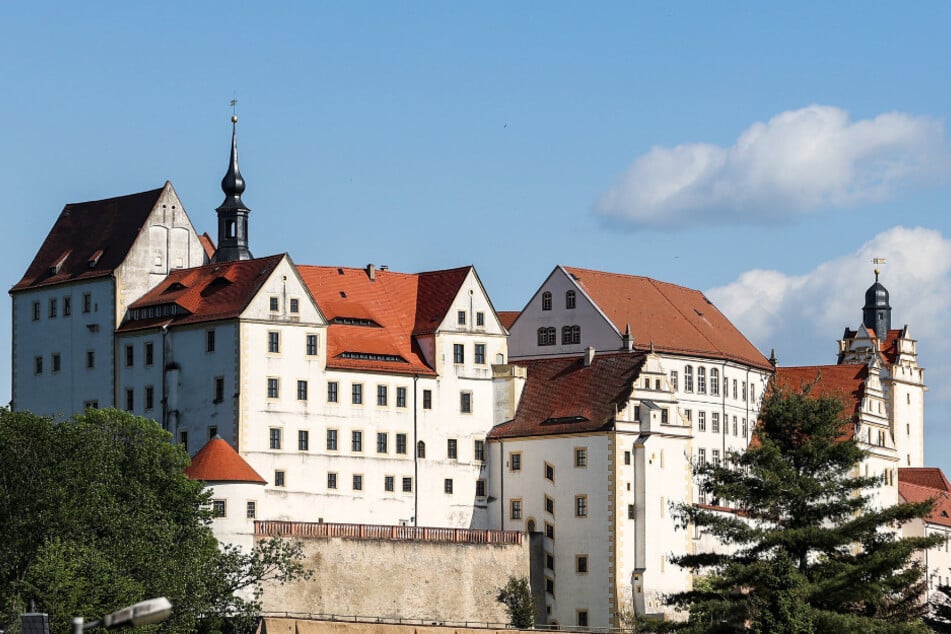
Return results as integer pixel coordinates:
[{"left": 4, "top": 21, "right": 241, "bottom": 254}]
[
  {"left": 542, "top": 292, "right": 552, "bottom": 311},
  {"left": 566, "top": 290, "right": 576, "bottom": 309},
  {"left": 527, "top": 519, "right": 537, "bottom": 533},
  {"left": 710, "top": 368, "right": 719, "bottom": 396},
  {"left": 538, "top": 327, "right": 556, "bottom": 346},
  {"left": 417, "top": 441, "right": 426, "bottom": 458},
  {"left": 562, "top": 325, "right": 572, "bottom": 345},
  {"left": 697, "top": 367, "right": 706, "bottom": 394},
  {"left": 684, "top": 366, "right": 694, "bottom": 392},
  {"left": 571, "top": 325, "right": 581, "bottom": 344}
]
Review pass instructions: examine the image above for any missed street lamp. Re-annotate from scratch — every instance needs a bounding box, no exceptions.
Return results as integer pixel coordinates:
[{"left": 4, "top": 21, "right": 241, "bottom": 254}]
[{"left": 72, "top": 598, "right": 172, "bottom": 633}]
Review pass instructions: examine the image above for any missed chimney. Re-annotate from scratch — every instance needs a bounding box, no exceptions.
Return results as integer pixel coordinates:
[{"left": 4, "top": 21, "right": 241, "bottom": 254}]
[
  {"left": 584, "top": 346, "right": 596, "bottom": 367},
  {"left": 367, "top": 264, "right": 376, "bottom": 281}
]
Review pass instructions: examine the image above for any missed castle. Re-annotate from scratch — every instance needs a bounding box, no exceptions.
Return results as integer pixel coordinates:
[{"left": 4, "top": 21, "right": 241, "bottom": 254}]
[{"left": 10, "top": 118, "right": 945, "bottom": 627}]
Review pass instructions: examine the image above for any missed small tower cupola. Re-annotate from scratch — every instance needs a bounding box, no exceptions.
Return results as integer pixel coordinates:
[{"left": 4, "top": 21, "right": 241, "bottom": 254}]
[
  {"left": 862, "top": 267, "right": 891, "bottom": 343},
  {"left": 213, "top": 115, "right": 253, "bottom": 262}
]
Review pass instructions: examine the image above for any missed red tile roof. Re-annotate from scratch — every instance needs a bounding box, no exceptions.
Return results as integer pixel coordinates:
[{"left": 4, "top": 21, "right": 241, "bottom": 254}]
[
  {"left": 899, "top": 467, "right": 951, "bottom": 493},
  {"left": 11, "top": 185, "right": 168, "bottom": 292},
  {"left": 839, "top": 327, "right": 904, "bottom": 366},
  {"left": 118, "top": 254, "right": 286, "bottom": 331},
  {"left": 498, "top": 311, "right": 520, "bottom": 331},
  {"left": 199, "top": 232, "right": 217, "bottom": 260},
  {"left": 298, "top": 265, "right": 472, "bottom": 376},
  {"left": 899, "top": 479, "right": 951, "bottom": 528},
  {"left": 562, "top": 266, "right": 771, "bottom": 370},
  {"left": 488, "top": 352, "right": 645, "bottom": 439},
  {"left": 773, "top": 364, "right": 867, "bottom": 418},
  {"left": 184, "top": 437, "right": 266, "bottom": 484}
]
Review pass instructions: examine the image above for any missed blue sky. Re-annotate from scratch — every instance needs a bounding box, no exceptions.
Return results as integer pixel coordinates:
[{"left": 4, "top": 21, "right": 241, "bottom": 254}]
[{"left": 3, "top": 3, "right": 951, "bottom": 471}]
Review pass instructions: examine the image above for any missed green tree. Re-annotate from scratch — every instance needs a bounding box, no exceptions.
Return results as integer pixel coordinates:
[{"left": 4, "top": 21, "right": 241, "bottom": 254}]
[
  {"left": 497, "top": 575, "right": 535, "bottom": 629},
  {"left": 0, "top": 408, "right": 308, "bottom": 633},
  {"left": 667, "top": 384, "right": 941, "bottom": 633}
]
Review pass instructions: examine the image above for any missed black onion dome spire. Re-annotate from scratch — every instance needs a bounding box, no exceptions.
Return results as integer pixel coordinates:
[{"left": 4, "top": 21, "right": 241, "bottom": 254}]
[
  {"left": 862, "top": 268, "right": 891, "bottom": 343},
  {"left": 213, "top": 115, "right": 253, "bottom": 262}
]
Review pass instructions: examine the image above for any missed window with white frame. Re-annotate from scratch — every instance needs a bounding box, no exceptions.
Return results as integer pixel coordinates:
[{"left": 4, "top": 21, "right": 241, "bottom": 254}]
[
  {"left": 267, "top": 331, "right": 280, "bottom": 353},
  {"left": 542, "top": 292, "right": 552, "bottom": 310},
  {"left": 566, "top": 290, "right": 576, "bottom": 309},
  {"left": 698, "top": 411, "right": 706, "bottom": 431},
  {"left": 684, "top": 366, "right": 694, "bottom": 392},
  {"left": 697, "top": 367, "right": 706, "bottom": 394},
  {"left": 710, "top": 368, "right": 719, "bottom": 395}
]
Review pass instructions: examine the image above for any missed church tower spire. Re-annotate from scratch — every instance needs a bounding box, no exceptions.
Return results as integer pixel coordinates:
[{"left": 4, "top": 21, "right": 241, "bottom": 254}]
[
  {"left": 213, "top": 115, "right": 253, "bottom": 262},
  {"left": 862, "top": 265, "right": 891, "bottom": 343}
]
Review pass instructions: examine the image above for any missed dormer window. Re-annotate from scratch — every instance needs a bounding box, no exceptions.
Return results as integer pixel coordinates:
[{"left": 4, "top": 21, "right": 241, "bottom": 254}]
[
  {"left": 566, "top": 290, "right": 576, "bottom": 309},
  {"left": 542, "top": 292, "right": 552, "bottom": 311}
]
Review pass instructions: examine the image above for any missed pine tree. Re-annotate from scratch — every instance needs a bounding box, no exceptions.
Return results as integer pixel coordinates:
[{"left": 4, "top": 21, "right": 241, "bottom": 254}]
[{"left": 667, "top": 384, "right": 941, "bottom": 633}]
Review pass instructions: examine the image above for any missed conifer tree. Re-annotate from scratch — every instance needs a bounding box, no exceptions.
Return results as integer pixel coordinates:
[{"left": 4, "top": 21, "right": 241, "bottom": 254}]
[{"left": 667, "top": 384, "right": 941, "bottom": 633}]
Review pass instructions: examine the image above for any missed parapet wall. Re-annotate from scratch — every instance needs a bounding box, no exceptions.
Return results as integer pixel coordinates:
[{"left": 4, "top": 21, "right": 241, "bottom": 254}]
[
  {"left": 257, "top": 522, "right": 529, "bottom": 625},
  {"left": 258, "top": 619, "right": 524, "bottom": 634}
]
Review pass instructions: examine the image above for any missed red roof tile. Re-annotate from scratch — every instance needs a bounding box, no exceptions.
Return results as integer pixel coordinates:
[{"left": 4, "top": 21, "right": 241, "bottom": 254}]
[
  {"left": 770, "top": 364, "right": 868, "bottom": 442},
  {"left": 184, "top": 437, "right": 266, "bottom": 484},
  {"left": 498, "top": 311, "right": 520, "bottom": 331},
  {"left": 488, "top": 352, "right": 645, "bottom": 439},
  {"left": 899, "top": 479, "right": 951, "bottom": 528},
  {"left": 899, "top": 467, "right": 951, "bottom": 492},
  {"left": 298, "top": 265, "right": 472, "bottom": 376},
  {"left": 119, "top": 254, "right": 286, "bottom": 331},
  {"left": 199, "top": 232, "right": 217, "bottom": 260},
  {"left": 839, "top": 327, "right": 904, "bottom": 366},
  {"left": 12, "top": 185, "right": 167, "bottom": 292},
  {"left": 562, "top": 266, "right": 771, "bottom": 370}
]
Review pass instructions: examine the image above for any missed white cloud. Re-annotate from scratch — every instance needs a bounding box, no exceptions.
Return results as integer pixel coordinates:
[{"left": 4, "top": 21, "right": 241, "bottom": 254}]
[
  {"left": 707, "top": 226, "right": 951, "bottom": 408},
  {"left": 596, "top": 106, "right": 950, "bottom": 229}
]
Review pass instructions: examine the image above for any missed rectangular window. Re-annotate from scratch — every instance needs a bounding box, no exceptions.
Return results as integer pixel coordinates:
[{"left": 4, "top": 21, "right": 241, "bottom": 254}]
[
  {"left": 396, "top": 387, "right": 407, "bottom": 408},
  {"left": 698, "top": 411, "right": 706, "bottom": 432},
  {"left": 476, "top": 479, "right": 486, "bottom": 497},
  {"left": 545, "top": 462, "right": 555, "bottom": 482},
  {"left": 179, "top": 431, "right": 188, "bottom": 451},
  {"left": 290, "top": 298, "right": 300, "bottom": 313},
  {"left": 712, "top": 413, "right": 720, "bottom": 433},
  {"left": 510, "top": 452, "right": 522, "bottom": 471},
  {"left": 212, "top": 500, "right": 226, "bottom": 518},
  {"left": 576, "top": 555, "right": 588, "bottom": 574},
  {"left": 475, "top": 343, "right": 486, "bottom": 364},
  {"left": 298, "top": 430, "right": 309, "bottom": 451},
  {"left": 396, "top": 433, "right": 407, "bottom": 454},
  {"left": 510, "top": 499, "right": 522, "bottom": 520},
  {"left": 82, "top": 293, "right": 91, "bottom": 313},
  {"left": 86, "top": 350, "right": 95, "bottom": 369},
  {"left": 474, "top": 439, "right": 485, "bottom": 462},
  {"left": 733, "top": 418, "right": 738, "bottom": 436},
  {"left": 575, "top": 447, "right": 587, "bottom": 467},
  {"left": 476, "top": 311, "right": 485, "bottom": 326},
  {"left": 327, "top": 473, "right": 337, "bottom": 489},
  {"left": 269, "top": 297, "right": 279, "bottom": 312},
  {"left": 63, "top": 296, "right": 71, "bottom": 316},
  {"left": 661, "top": 408, "right": 669, "bottom": 424},
  {"left": 444, "top": 479, "right": 454, "bottom": 494},
  {"left": 685, "top": 366, "right": 694, "bottom": 392},
  {"left": 327, "top": 381, "right": 338, "bottom": 403},
  {"left": 306, "top": 333, "right": 318, "bottom": 356},
  {"left": 733, "top": 379, "right": 738, "bottom": 399},
  {"left": 546, "top": 578, "right": 554, "bottom": 595},
  {"left": 32, "top": 301, "right": 40, "bottom": 321},
  {"left": 352, "top": 474, "right": 363, "bottom": 491},
  {"left": 457, "top": 310, "right": 466, "bottom": 325},
  {"left": 670, "top": 370, "right": 678, "bottom": 391},
  {"left": 546, "top": 554, "right": 554, "bottom": 570},
  {"left": 145, "top": 385, "right": 154, "bottom": 410},
  {"left": 402, "top": 477, "right": 413, "bottom": 492},
  {"left": 34, "top": 356, "right": 43, "bottom": 374},
  {"left": 453, "top": 343, "right": 464, "bottom": 364},
  {"left": 447, "top": 438, "right": 458, "bottom": 459},
  {"left": 206, "top": 329, "right": 216, "bottom": 352},
  {"left": 49, "top": 298, "right": 57, "bottom": 319},
  {"left": 352, "top": 430, "right": 363, "bottom": 452},
  {"left": 208, "top": 425, "right": 217, "bottom": 439},
  {"left": 742, "top": 418, "right": 749, "bottom": 436},
  {"left": 460, "top": 391, "right": 472, "bottom": 414},
  {"left": 84, "top": 400, "right": 99, "bottom": 410},
  {"left": 546, "top": 523, "right": 554, "bottom": 539},
  {"left": 697, "top": 367, "right": 706, "bottom": 394},
  {"left": 267, "top": 377, "right": 279, "bottom": 399},
  {"left": 274, "top": 470, "right": 285, "bottom": 487},
  {"left": 628, "top": 504, "right": 635, "bottom": 519},
  {"left": 743, "top": 381, "right": 748, "bottom": 402},
  {"left": 377, "top": 432, "right": 388, "bottom": 454},
  {"left": 685, "top": 409, "right": 692, "bottom": 426},
  {"left": 125, "top": 345, "right": 134, "bottom": 367},
  {"left": 385, "top": 476, "right": 395, "bottom": 492},
  {"left": 698, "top": 448, "right": 706, "bottom": 466},
  {"left": 712, "top": 449, "right": 721, "bottom": 466},
  {"left": 247, "top": 501, "right": 257, "bottom": 519},
  {"left": 545, "top": 495, "right": 555, "bottom": 515},
  {"left": 297, "top": 380, "right": 308, "bottom": 401},
  {"left": 125, "top": 388, "right": 134, "bottom": 411},
  {"left": 326, "top": 429, "right": 338, "bottom": 451},
  {"left": 352, "top": 384, "right": 363, "bottom": 404},
  {"left": 145, "top": 341, "right": 154, "bottom": 365},
  {"left": 269, "top": 428, "right": 282, "bottom": 450},
  {"left": 578, "top": 611, "right": 588, "bottom": 627},
  {"left": 377, "top": 384, "right": 387, "bottom": 406},
  {"left": 268, "top": 331, "right": 280, "bottom": 353},
  {"left": 214, "top": 377, "right": 225, "bottom": 403},
  {"left": 733, "top": 416, "right": 739, "bottom": 435},
  {"left": 423, "top": 389, "right": 432, "bottom": 409},
  {"left": 575, "top": 495, "right": 588, "bottom": 517}
]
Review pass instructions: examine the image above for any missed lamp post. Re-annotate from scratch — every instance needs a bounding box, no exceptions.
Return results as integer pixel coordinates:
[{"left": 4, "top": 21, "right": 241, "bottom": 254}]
[{"left": 72, "top": 598, "right": 172, "bottom": 633}]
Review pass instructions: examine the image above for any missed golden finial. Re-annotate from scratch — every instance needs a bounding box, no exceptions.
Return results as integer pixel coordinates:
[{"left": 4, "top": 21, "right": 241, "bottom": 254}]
[{"left": 230, "top": 97, "right": 238, "bottom": 123}]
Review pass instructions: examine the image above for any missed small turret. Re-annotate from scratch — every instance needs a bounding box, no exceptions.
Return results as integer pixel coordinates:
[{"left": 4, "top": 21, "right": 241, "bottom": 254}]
[{"left": 862, "top": 268, "right": 891, "bottom": 343}]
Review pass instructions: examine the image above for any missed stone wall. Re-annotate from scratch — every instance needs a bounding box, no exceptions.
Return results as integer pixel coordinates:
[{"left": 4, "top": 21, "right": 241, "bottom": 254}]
[
  {"left": 258, "top": 522, "right": 529, "bottom": 625},
  {"left": 258, "top": 620, "right": 530, "bottom": 634}
]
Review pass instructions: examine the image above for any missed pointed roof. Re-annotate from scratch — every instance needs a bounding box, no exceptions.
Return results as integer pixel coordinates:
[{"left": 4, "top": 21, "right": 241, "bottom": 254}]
[
  {"left": 839, "top": 326, "right": 905, "bottom": 366},
  {"left": 298, "top": 265, "right": 473, "bottom": 376},
  {"left": 488, "top": 352, "right": 646, "bottom": 439},
  {"left": 11, "top": 185, "right": 169, "bottom": 292},
  {"left": 898, "top": 468, "right": 951, "bottom": 528},
  {"left": 118, "top": 254, "right": 286, "bottom": 331},
  {"left": 185, "top": 437, "right": 266, "bottom": 484},
  {"left": 560, "top": 266, "right": 771, "bottom": 370},
  {"left": 497, "top": 311, "right": 520, "bottom": 331}
]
